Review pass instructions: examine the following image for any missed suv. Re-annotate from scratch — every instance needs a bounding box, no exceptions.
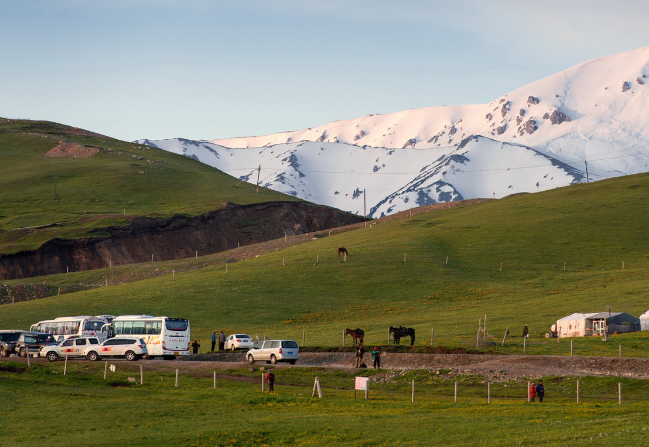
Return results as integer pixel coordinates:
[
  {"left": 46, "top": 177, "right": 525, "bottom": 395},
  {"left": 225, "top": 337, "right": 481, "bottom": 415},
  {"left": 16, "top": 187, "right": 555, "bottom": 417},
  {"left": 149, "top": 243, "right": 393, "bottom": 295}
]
[
  {"left": 246, "top": 340, "right": 300, "bottom": 365},
  {"left": 40, "top": 337, "right": 101, "bottom": 362},
  {"left": 83, "top": 338, "right": 147, "bottom": 361},
  {"left": 0, "top": 330, "right": 24, "bottom": 357},
  {"left": 15, "top": 332, "right": 58, "bottom": 357}
]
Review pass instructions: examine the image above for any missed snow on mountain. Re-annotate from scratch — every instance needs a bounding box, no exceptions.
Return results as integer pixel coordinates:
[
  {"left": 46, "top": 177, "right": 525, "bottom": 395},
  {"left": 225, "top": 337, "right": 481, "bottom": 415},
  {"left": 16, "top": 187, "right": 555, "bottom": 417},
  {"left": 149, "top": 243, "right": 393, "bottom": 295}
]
[{"left": 138, "top": 46, "right": 649, "bottom": 217}]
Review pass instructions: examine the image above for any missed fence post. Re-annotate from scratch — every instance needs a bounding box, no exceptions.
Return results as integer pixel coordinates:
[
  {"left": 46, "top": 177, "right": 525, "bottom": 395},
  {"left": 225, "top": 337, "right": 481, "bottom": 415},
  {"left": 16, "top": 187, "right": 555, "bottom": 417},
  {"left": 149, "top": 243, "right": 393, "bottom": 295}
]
[
  {"left": 476, "top": 319, "right": 481, "bottom": 348},
  {"left": 487, "top": 382, "right": 491, "bottom": 404},
  {"left": 26, "top": 349, "right": 31, "bottom": 367},
  {"left": 619, "top": 345, "right": 622, "bottom": 358},
  {"left": 64, "top": 355, "right": 68, "bottom": 375},
  {"left": 104, "top": 361, "right": 108, "bottom": 379},
  {"left": 454, "top": 381, "right": 458, "bottom": 403},
  {"left": 502, "top": 327, "right": 509, "bottom": 346},
  {"left": 213, "top": 371, "right": 217, "bottom": 389},
  {"left": 527, "top": 381, "right": 531, "bottom": 402},
  {"left": 523, "top": 336, "right": 526, "bottom": 354},
  {"left": 618, "top": 382, "right": 622, "bottom": 405},
  {"left": 302, "top": 331, "right": 306, "bottom": 348},
  {"left": 342, "top": 329, "right": 345, "bottom": 347},
  {"left": 576, "top": 380, "right": 580, "bottom": 403},
  {"left": 175, "top": 369, "right": 179, "bottom": 388},
  {"left": 411, "top": 380, "right": 415, "bottom": 403},
  {"left": 261, "top": 372, "right": 265, "bottom": 392}
]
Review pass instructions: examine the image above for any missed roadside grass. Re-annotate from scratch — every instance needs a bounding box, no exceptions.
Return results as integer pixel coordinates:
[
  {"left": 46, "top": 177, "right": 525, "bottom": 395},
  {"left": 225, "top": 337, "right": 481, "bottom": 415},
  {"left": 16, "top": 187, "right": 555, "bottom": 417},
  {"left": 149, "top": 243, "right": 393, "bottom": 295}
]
[
  {"left": 2, "top": 360, "right": 649, "bottom": 446},
  {"left": 0, "top": 119, "right": 298, "bottom": 254}
]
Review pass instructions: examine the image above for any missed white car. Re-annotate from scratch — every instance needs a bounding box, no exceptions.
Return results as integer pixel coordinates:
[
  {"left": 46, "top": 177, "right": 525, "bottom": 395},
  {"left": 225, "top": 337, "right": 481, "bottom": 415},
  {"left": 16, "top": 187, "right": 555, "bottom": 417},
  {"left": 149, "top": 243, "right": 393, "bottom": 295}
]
[
  {"left": 246, "top": 340, "right": 299, "bottom": 365},
  {"left": 224, "top": 334, "right": 255, "bottom": 351},
  {"left": 83, "top": 337, "right": 147, "bottom": 361},
  {"left": 41, "top": 337, "right": 101, "bottom": 362}
]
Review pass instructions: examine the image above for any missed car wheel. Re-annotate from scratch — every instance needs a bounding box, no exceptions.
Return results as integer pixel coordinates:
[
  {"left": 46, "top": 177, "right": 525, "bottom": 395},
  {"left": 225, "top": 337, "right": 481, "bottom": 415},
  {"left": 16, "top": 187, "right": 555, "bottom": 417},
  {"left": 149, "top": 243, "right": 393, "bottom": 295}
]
[
  {"left": 87, "top": 351, "right": 100, "bottom": 361},
  {"left": 0, "top": 347, "right": 8, "bottom": 357},
  {"left": 19, "top": 347, "right": 26, "bottom": 358},
  {"left": 125, "top": 351, "right": 137, "bottom": 361},
  {"left": 270, "top": 355, "right": 278, "bottom": 364},
  {"left": 247, "top": 355, "right": 255, "bottom": 364},
  {"left": 46, "top": 351, "right": 58, "bottom": 362}
]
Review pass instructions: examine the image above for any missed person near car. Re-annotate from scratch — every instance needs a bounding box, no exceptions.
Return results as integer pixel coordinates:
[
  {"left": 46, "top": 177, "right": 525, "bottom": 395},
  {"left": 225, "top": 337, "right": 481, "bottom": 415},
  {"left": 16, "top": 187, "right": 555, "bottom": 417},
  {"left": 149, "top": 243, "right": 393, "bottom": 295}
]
[
  {"left": 192, "top": 340, "right": 200, "bottom": 355},
  {"left": 211, "top": 331, "right": 216, "bottom": 352},
  {"left": 371, "top": 346, "right": 382, "bottom": 369},
  {"left": 355, "top": 344, "right": 365, "bottom": 368},
  {"left": 266, "top": 369, "right": 275, "bottom": 393},
  {"left": 218, "top": 331, "right": 226, "bottom": 351},
  {"left": 536, "top": 380, "right": 545, "bottom": 402}
]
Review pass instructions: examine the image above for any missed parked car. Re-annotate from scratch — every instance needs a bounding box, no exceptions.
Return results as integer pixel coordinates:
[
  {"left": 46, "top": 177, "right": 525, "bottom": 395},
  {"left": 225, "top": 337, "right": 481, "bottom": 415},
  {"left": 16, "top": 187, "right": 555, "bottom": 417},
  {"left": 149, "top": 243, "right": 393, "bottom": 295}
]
[
  {"left": 224, "top": 334, "right": 255, "bottom": 351},
  {"left": 246, "top": 340, "right": 299, "bottom": 365},
  {"left": 0, "top": 330, "right": 24, "bottom": 357},
  {"left": 40, "top": 337, "right": 101, "bottom": 362},
  {"left": 83, "top": 337, "right": 147, "bottom": 361},
  {"left": 15, "top": 332, "right": 58, "bottom": 357}
]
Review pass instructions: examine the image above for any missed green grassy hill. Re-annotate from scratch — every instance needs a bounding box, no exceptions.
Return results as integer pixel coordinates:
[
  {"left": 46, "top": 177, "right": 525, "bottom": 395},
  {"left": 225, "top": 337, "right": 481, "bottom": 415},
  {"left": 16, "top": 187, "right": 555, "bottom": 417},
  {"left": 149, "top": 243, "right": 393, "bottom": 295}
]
[
  {"left": 1, "top": 161, "right": 648, "bottom": 353},
  {"left": 0, "top": 118, "right": 298, "bottom": 255}
]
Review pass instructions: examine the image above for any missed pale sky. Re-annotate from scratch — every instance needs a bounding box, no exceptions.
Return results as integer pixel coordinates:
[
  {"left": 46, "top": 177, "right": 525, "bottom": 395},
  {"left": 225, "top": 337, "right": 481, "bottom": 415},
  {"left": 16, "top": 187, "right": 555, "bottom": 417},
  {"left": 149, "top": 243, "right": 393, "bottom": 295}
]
[{"left": 1, "top": 0, "right": 648, "bottom": 142}]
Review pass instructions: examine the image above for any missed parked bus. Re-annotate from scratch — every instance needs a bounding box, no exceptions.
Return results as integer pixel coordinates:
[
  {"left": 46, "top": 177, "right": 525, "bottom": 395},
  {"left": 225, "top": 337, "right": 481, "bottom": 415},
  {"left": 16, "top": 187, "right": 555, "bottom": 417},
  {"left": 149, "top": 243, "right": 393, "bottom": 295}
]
[
  {"left": 101, "top": 315, "right": 190, "bottom": 359},
  {"left": 30, "top": 316, "right": 109, "bottom": 342}
]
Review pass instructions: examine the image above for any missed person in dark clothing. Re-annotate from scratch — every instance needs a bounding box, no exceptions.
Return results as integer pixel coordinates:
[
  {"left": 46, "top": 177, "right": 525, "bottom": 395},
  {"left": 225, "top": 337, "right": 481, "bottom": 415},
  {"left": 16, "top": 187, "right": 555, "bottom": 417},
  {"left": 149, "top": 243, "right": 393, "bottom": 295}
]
[
  {"left": 266, "top": 369, "right": 275, "bottom": 393},
  {"left": 211, "top": 331, "right": 216, "bottom": 352},
  {"left": 218, "top": 331, "right": 226, "bottom": 351},
  {"left": 192, "top": 340, "right": 200, "bottom": 355},
  {"left": 355, "top": 344, "right": 365, "bottom": 368},
  {"left": 371, "top": 346, "right": 382, "bottom": 369},
  {"left": 536, "top": 380, "right": 545, "bottom": 402}
]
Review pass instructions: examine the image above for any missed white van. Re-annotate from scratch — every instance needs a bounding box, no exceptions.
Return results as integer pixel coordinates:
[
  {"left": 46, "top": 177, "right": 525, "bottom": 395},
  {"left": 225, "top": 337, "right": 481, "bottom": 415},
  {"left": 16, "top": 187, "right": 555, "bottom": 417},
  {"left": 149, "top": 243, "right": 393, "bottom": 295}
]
[{"left": 246, "top": 340, "right": 299, "bottom": 365}]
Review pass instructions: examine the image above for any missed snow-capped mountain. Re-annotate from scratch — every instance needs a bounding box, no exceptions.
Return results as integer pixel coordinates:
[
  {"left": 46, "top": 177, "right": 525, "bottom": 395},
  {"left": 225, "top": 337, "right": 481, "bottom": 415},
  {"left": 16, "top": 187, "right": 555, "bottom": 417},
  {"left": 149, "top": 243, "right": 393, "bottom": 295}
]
[{"left": 138, "top": 46, "right": 649, "bottom": 217}]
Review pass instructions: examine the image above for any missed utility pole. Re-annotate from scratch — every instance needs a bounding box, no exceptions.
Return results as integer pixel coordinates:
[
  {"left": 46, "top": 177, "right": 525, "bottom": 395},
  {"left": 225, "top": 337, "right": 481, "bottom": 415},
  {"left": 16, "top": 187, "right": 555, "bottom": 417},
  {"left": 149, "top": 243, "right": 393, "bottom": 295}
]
[
  {"left": 363, "top": 189, "right": 367, "bottom": 227},
  {"left": 585, "top": 161, "right": 589, "bottom": 183},
  {"left": 255, "top": 165, "right": 261, "bottom": 193}
]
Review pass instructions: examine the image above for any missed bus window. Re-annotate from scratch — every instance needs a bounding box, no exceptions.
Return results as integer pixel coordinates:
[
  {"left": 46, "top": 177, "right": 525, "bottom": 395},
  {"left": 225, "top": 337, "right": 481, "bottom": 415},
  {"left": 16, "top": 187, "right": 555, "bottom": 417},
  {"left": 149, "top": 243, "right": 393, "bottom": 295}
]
[{"left": 133, "top": 320, "right": 145, "bottom": 335}]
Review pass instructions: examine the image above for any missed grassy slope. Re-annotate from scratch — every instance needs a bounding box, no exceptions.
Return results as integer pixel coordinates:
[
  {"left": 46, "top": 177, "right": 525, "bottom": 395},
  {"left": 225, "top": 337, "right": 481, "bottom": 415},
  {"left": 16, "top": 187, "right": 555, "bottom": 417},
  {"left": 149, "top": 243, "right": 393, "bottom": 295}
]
[
  {"left": 1, "top": 170, "right": 648, "bottom": 355},
  {"left": 0, "top": 119, "right": 298, "bottom": 254}
]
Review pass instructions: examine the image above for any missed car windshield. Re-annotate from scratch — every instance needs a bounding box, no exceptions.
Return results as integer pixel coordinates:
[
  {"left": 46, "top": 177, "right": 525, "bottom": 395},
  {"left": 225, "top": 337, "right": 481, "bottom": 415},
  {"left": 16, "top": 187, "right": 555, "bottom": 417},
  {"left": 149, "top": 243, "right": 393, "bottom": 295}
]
[
  {"left": 165, "top": 319, "right": 188, "bottom": 332},
  {"left": 282, "top": 341, "right": 299, "bottom": 348},
  {"left": 0, "top": 333, "right": 20, "bottom": 342}
]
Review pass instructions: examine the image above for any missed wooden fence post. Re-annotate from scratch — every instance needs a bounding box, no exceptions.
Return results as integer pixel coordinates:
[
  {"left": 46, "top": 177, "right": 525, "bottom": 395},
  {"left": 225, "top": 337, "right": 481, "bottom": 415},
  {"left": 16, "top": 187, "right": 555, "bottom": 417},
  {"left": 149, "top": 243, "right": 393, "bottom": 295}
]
[
  {"left": 342, "top": 329, "right": 345, "bottom": 347},
  {"left": 140, "top": 365, "right": 144, "bottom": 385},
  {"left": 502, "top": 327, "right": 509, "bottom": 346},
  {"left": 527, "top": 381, "right": 531, "bottom": 402},
  {"left": 576, "top": 380, "right": 580, "bottom": 403},
  {"left": 523, "top": 336, "right": 526, "bottom": 354},
  {"left": 476, "top": 319, "right": 481, "bottom": 348},
  {"left": 261, "top": 372, "right": 265, "bottom": 392},
  {"left": 64, "top": 355, "right": 68, "bottom": 375},
  {"left": 487, "top": 382, "right": 491, "bottom": 404},
  {"left": 213, "top": 371, "right": 217, "bottom": 389},
  {"left": 175, "top": 369, "right": 179, "bottom": 388},
  {"left": 302, "top": 331, "right": 306, "bottom": 348},
  {"left": 618, "top": 382, "right": 622, "bottom": 405},
  {"left": 411, "top": 380, "right": 415, "bottom": 403},
  {"left": 26, "top": 349, "right": 31, "bottom": 367},
  {"left": 312, "top": 377, "right": 322, "bottom": 398},
  {"left": 104, "top": 361, "right": 108, "bottom": 379},
  {"left": 454, "top": 381, "right": 458, "bottom": 403},
  {"left": 619, "top": 345, "right": 622, "bottom": 358}
]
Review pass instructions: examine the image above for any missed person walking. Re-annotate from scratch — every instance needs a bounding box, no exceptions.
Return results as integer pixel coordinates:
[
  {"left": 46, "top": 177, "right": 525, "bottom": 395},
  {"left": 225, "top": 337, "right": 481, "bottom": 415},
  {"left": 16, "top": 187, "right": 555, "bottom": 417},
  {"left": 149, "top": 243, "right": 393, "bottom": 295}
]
[
  {"left": 191, "top": 340, "right": 200, "bottom": 355},
  {"left": 355, "top": 344, "right": 365, "bottom": 368},
  {"left": 266, "top": 369, "right": 275, "bottom": 393},
  {"left": 371, "top": 346, "right": 382, "bottom": 369},
  {"left": 211, "top": 331, "right": 216, "bottom": 352},
  {"left": 530, "top": 382, "right": 536, "bottom": 402},
  {"left": 536, "top": 380, "right": 545, "bottom": 402},
  {"left": 218, "top": 331, "right": 226, "bottom": 351}
]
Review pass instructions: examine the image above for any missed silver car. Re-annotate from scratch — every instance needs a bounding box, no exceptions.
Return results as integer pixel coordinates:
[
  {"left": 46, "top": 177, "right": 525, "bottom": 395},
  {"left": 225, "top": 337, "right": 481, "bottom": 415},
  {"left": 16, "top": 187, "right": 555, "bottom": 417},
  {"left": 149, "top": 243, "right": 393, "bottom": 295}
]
[
  {"left": 225, "top": 334, "right": 255, "bottom": 351},
  {"left": 246, "top": 340, "right": 299, "bottom": 365}
]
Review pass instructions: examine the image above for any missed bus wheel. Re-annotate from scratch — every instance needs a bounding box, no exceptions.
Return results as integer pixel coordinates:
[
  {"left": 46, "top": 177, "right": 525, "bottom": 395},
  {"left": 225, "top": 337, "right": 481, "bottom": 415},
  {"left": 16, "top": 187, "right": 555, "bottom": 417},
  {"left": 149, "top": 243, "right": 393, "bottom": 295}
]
[{"left": 162, "top": 355, "right": 176, "bottom": 360}]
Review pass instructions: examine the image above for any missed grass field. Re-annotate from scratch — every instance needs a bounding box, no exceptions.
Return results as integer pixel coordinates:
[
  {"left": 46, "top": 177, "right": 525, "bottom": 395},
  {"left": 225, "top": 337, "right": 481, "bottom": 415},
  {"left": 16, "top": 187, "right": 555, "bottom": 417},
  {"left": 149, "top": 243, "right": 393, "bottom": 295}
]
[
  {"left": 1, "top": 171, "right": 648, "bottom": 355},
  {"left": 0, "top": 119, "right": 297, "bottom": 254},
  {"left": 2, "top": 360, "right": 649, "bottom": 446}
]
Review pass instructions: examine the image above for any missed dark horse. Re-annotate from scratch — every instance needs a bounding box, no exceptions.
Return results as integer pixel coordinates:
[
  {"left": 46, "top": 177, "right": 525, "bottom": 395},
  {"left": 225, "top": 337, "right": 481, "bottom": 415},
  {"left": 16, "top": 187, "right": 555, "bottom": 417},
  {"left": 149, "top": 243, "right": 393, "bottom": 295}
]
[
  {"left": 337, "top": 247, "right": 348, "bottom": 256},
  {"left": 344, "top": 328, "right": 364, "bottom": 346},
  {"left": 389, "top": 326, "right": 415, "bottom": 345}
]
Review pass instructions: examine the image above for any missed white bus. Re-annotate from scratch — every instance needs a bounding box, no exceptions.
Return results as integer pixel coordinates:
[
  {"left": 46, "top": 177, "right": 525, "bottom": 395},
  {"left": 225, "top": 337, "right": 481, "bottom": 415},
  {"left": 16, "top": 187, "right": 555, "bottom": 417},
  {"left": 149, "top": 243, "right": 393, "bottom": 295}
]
[
  {"left": 30, "top": 316, "right": 109, "bottom": 342},
  {"left": 102, "top": 315, "right": 190, "bottom": 359}
]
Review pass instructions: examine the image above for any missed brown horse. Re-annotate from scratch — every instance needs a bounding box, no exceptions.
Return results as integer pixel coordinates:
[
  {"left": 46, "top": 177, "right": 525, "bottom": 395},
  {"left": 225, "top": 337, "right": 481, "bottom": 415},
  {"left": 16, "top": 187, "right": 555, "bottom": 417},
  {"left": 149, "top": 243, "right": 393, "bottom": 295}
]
[
  {"left": 344, "top": 328, "right": 364, "bottom": 346},
  {"left": 337, "top": 247, "right": 348, "bottom": 257}
]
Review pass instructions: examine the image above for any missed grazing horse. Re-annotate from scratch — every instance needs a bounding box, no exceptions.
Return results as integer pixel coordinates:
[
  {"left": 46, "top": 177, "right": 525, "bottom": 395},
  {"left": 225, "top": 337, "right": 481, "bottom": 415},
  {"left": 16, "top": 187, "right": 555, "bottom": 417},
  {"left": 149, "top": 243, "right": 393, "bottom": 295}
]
[
  {"left": 337, "top": 247, "right": 348, "bottom": 257},
  {"left": 344, "top": 328, "right": 364, "bottom": 346},
  {"left": 389, "top": 326, "right": 416, "bottom": 345}
]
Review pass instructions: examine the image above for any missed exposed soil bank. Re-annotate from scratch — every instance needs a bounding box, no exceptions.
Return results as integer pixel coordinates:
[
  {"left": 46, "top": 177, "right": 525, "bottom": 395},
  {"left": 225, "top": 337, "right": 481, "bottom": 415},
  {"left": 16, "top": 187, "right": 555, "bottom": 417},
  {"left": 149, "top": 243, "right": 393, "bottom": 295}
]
[{"left": 0, "top": 201, "right": 364, "bottom": 280}]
